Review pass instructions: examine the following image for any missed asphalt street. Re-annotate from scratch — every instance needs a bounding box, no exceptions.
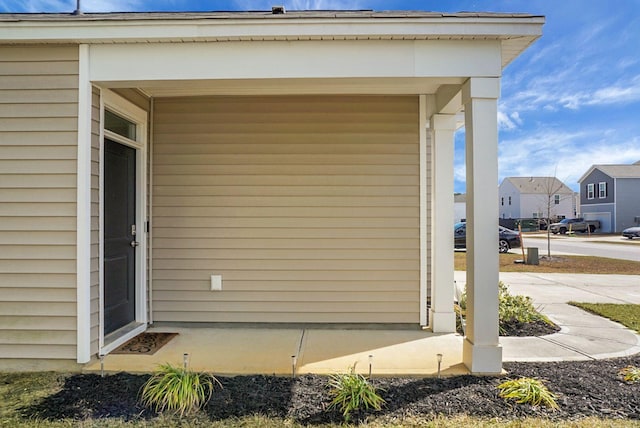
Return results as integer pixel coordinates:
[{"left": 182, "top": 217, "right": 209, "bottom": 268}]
[{"left": 522, "top": 234, "right": 640, "bottom": 262}]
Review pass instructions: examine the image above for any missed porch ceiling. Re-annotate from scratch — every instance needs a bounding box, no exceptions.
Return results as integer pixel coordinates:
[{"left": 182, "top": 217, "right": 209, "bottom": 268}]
[{"left": 102, "top": 77, "right": 466, "bottom": 97}]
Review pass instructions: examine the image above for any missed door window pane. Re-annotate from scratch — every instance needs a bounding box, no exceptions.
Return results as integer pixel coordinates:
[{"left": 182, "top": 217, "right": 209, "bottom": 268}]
[{"left": 105, "top": 109, "right": 136, "bottom": 140}]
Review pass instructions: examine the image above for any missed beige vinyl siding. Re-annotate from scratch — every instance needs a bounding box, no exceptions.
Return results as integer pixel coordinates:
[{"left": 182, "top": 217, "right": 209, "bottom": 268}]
[
  {"left": 152, "top": 95, "right": 420, "bottom": 323},
  {"left": 0, "top": 45, "right": 78, "bottom": 359}
]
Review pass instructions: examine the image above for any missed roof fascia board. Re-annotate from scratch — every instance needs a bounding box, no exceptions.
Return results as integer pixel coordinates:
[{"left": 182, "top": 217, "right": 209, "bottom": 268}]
[{"left": 87, "top": 39, "right": 502, "bottom": 83}]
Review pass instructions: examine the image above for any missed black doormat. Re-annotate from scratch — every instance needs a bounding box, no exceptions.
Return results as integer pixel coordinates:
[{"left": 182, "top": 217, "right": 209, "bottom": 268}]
[{"left": 111, "top": 332, "right": 178, "bottom": 355}]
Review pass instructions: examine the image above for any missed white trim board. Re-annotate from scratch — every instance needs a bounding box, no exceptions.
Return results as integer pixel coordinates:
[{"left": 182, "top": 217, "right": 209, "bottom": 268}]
[
  {"left": 419, "top": 95, "right": 428, "bottom": 326},
  {"left": 88, "top": 40, "right": 503, "bottom": 83}
]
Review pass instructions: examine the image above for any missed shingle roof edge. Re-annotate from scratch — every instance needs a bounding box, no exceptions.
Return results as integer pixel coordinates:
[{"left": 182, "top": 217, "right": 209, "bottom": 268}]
[{"left": 0, "top": 10, "right": 545, "bottom": 22}]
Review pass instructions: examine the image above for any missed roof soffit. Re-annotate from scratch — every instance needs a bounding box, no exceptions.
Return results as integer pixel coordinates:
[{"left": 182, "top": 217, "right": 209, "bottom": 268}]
[{"left": 0, "top": 13, "right": 544, "bottom": 67}]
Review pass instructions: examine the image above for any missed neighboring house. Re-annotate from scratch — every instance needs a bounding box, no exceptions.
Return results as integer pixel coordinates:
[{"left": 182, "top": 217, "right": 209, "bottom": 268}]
[
  {"left": 578, "top": 163, "right": 640, "bottom": 233},
  {"left": 0, "top": 10, "right": 542, "bottom": 374},
  {"left": 498, "top": 177, "right": 574, "bottom": 220},
  {"left": 454, "top": 194, "right": 466, "bottom": 223}
]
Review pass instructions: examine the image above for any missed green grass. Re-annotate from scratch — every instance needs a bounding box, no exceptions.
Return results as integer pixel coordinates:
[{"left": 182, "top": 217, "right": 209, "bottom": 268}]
[
  {"left": 591, "top": 240, "right": 640, "bottom": 246},
  {"left": 2, "top": 411, "right": 640, "bottom": 428},
  {"left": 455, "top": 253, "right": 640, "bottom": 274},
  {"left": 568, "top": 303, "right": 640, "bottom": 334},
  {"left": 0, "top": 371, "right": 66, "bottom": 427}
]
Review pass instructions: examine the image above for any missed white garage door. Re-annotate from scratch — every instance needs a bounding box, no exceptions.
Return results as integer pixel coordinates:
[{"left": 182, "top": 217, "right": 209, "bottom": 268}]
[{"left": 583, "top": 212, "right": 612, "bottom": 233}]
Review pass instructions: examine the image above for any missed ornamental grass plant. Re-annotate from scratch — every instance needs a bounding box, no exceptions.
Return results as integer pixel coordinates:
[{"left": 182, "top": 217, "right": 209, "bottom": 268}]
[
  {"left": 618, "top": 365, "right": 640, "bottom": 384},
  {"left": 327, "top": 364, "right": 385, "bottom": 422},
  {"left": 497, "top": 282, "right": 554, "bottom": 334},
  {"left": 497, "top": 377, "right": 559, "bottom": 410},
  {"left": 139, "top": 362, "right": 221, "bottom": 416},
  {"left": 455, "top": 282, "right": 555, "bottom": 335}
]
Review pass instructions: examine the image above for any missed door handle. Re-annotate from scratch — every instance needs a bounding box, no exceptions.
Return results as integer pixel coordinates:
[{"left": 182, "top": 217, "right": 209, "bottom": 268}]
[{"left": 130, "top": 241, "right": 140, "bottom": 247}]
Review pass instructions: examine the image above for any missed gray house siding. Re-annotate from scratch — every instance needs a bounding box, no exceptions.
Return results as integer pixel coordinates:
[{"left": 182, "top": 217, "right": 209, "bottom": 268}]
[
  {"left": 580, "top": 169, "right": 614, "bottom": 206},
  {"left": 616, "top": 178, "right": 640, "bottom": 231}
]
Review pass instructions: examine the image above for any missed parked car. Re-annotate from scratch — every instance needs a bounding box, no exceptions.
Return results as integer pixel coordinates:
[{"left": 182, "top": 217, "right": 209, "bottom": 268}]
[
  {"left": 549, "top": 218, "right": 600, "bottom": 234},
  {"left": 622, "top": 226, "right": 640, "bottom": 240},
  {"left": 454, "top": 222, "right": 521, "bottom": 253}
]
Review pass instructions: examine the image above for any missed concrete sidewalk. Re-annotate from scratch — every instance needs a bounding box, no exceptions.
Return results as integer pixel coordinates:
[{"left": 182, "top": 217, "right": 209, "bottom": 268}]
[{"left": 456, "top": 271, "right": 640, "bottom": 362}]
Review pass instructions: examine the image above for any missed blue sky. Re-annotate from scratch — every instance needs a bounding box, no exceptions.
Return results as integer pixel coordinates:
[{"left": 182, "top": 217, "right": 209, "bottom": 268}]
[{"left": 2, "top": 1, "right": 640, "bottom": 193}]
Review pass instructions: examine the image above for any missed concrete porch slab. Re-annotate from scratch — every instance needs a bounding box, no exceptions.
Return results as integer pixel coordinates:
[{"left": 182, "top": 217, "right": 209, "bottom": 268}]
[
  {"left": 298, "top": 329, "right": 466, "bottom": 376},
  {"left": 84, "top": 327, "right": 466, "bottom": 377}
]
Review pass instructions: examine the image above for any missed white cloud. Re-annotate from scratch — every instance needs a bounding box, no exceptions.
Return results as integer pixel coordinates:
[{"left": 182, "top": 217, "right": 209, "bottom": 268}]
[
  {"left": 587, "top": 80, "right": 640, "bottom": 106},
  {"left": 497, "top": 111, "right": 516, "bottom": 130},
  {"left": 502, "top": 73, "right": 640, "bottom": 114},
  {"left": 497, "top": 108, "right": 524, "bottom": 131},
  {"left": 0, "top": 0, "right": 71, "bottom": 12},
  {"left": 501, "top": 8, "right": 640, "bottom": 115},
  {"left": 510, "top": 112, "right": 522, "bottom": 125},
  {"left": 453, "top": 163, "right": 466, "bottom": 186},
  {"left": 497, "top": 130, "right": 640, "bottom": 190},
  {"left": 81, "top": 0, "right": 146, "bottom": 12},
  {"left": 0, "top": 0, "right": 150, "bottom": 12},
  {"left": 286, "top": 0, "right": 362, "bottom": 9}
]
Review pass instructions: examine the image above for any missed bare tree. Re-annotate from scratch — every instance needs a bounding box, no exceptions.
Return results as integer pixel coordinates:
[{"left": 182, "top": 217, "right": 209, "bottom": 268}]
[{"left": 533, "top": 173, "right": 573, "bottom": 258}]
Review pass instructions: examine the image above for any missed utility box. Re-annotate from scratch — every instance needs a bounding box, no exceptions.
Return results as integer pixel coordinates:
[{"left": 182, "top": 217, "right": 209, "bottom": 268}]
[{"left": 526, "top": 247, "right": 539, "bottom": 265}]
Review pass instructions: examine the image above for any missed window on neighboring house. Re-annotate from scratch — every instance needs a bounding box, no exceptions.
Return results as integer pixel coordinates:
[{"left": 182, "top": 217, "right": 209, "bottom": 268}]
[
  {"left": 554, "top": 194, "right": 560, "bottom": 205},
  {"left": 532, "top": 212, "right": 539, "bottom": 218},
  {"left": 598, "top": 182, "right": 607, "bottom": 198},
  {"left": 508, "top": 196, "right": 512, "bottom": 205},
  {"left": 587, "top": 183, "right": 594, "bottom": 200},
  {"left": 501, "top": 197, "right": 504, "bottom": 206}
]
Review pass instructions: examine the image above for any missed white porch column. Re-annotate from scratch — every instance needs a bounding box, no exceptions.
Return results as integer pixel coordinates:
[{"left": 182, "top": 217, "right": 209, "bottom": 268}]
[
  {"left": 461, "top": 77, "right": 502, "bottom": 374},
  {"left": 429, "top": 114, "right": 457, "bottom": 332}
]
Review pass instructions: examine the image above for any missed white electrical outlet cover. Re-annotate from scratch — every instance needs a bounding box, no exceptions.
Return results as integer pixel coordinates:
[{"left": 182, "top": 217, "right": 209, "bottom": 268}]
[{"left": 211, "top": 275, "right": 222, "bottom": 291}]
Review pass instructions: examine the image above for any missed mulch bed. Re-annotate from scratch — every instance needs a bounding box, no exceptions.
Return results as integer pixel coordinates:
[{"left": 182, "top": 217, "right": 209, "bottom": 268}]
[
  {"left": 500, "top": 318, "right": 561, "bottom": 337},
  {"left": 21, "top": 355, "right": 640, "bottom": 424}
]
